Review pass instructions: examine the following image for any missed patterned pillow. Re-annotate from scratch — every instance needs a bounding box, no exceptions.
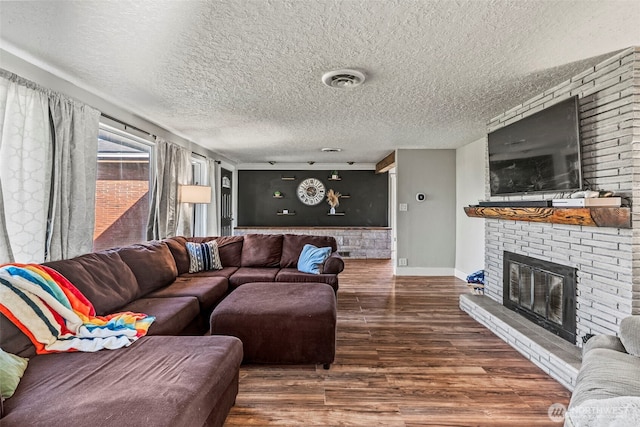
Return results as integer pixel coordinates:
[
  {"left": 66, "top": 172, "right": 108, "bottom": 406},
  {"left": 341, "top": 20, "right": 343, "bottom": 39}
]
[{"left": 186, "top": 240, "right": 222, "bottom": 273}]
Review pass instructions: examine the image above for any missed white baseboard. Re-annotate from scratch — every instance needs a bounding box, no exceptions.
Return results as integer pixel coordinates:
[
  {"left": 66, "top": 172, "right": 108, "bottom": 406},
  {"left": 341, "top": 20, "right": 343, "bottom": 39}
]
[
  {"left": 454, "top": 269, "right": 469, "bottom": 281},
  {"left": 394, "top": 267, "right": 455, "bottom": 276}
]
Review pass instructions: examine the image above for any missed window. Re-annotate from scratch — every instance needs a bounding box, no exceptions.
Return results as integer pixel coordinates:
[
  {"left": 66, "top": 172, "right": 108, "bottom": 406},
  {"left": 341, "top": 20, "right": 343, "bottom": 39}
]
[
  {"left": 93, "top": 124, "right": 153, "bottom": 251},
  {"left": 191, "top": 155, "right": 208, "bottom": 237}
]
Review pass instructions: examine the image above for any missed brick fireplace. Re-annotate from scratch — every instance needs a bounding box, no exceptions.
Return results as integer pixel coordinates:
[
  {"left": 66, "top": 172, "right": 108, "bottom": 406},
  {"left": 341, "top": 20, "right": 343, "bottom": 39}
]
[{"left": 461, "top": 47, "right": 640, "bottom": 390}]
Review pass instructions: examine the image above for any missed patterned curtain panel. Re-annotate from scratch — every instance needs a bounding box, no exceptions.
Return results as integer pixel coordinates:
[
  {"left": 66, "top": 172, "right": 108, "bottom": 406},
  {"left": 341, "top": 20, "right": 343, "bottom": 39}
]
[
  {"left": 147, "top": 138, "right": 192, "bottom": 239},
  {"left": 46, "top": 94, "right": 100, "bottom": 261},
  {"left": 0, "top": 72, "right": 52, "bottom": 263},
  {"left": 206, "top": 158, "right": 219, "bottom": 236},
  {"left": 0, "top": 70, "right": 100, "bottom": 263}
]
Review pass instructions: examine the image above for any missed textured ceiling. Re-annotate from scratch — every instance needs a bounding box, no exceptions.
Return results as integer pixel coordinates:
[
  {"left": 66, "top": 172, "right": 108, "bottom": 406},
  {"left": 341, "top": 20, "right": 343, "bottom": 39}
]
[{"left": 1, "top": 0, "right": 639, "bottom": 164}]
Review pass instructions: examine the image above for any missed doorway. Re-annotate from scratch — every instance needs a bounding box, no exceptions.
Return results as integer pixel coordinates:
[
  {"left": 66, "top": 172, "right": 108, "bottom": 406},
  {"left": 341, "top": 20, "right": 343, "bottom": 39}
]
[{"left": 220, "top": 168, "right": 233, "bottom": 236}]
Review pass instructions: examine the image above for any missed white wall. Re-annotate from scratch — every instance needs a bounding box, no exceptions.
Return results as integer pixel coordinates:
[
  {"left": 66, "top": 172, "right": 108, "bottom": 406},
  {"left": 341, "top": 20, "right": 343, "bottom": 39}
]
[
  {"left": 395, "top": 149, "right": 456, "bottom": 275},
  {"left": 454, "top": 137, "right": 487, "bottom": 279}
]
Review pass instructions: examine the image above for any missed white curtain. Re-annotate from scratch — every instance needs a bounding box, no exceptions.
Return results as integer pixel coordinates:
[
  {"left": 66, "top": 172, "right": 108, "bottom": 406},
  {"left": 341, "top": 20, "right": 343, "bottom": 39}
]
[
  {"left": 206, "top": 158, "right": 219, "bottom": 236},
  {"left": 147, "top": 138, "right": 192, "bottom": 239},
  {"left": 0, "top": 70, "right": 100, "bottom": 263},
  {"left": 46, "top": 94, "right": 100, "bottom": 261},
  {"left": 0, "top": 72, "right": 52, "bottom": 263}
]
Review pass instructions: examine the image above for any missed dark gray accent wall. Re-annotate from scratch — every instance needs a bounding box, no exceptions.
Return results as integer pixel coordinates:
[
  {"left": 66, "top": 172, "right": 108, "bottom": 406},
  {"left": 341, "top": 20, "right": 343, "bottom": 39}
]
[{"left": 238, "top": 170, "right": 388, "bottom": 227}]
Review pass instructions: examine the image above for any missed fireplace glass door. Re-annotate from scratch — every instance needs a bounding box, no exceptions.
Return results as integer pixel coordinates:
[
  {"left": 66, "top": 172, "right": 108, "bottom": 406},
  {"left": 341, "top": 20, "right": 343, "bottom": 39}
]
[{"left": 503, "top": 252, "right": 576, "bottom": 343}]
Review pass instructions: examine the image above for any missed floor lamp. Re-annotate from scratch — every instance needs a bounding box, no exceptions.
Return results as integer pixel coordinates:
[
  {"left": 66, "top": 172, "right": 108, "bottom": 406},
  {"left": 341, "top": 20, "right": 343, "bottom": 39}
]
[{"left": 179, "top": 185, "right": 212, "bottom": 237}]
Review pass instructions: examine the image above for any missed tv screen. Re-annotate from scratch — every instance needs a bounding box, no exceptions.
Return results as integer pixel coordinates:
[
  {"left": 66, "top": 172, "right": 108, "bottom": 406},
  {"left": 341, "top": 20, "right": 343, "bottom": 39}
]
[{"left": 488, "top": 96, "right": 582, "bottom": 196}]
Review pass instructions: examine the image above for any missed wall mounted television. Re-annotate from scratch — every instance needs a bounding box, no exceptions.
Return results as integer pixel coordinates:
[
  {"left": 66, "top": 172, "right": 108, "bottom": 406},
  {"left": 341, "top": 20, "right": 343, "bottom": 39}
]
[{"left": 488, "top": 96, "right": 582, "bottom": 196}]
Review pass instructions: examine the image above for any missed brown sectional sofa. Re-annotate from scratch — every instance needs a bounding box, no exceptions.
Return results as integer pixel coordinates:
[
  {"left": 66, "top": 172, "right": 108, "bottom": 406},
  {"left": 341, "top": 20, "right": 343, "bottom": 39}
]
[
  {"left": 0, "top": 233, "right": 343, "bottom": 426},
  {"left": 166, "top": 233, "right": 343, "bottom": 292}
]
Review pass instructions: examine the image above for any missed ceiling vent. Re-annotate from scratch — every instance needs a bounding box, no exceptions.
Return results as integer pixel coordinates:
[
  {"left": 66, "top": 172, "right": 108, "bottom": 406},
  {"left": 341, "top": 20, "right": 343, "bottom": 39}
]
[
  {"left": 321, "top": 147, "right": 342, "bottom": 153},
  {"left": 321, "top": 69, "right": 366, "bottom": 89}
]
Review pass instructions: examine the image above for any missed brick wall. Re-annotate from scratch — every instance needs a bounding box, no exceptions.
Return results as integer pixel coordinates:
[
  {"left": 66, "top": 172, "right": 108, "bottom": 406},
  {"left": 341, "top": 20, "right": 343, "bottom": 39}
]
[
  {"left": 93, "top": 180, "right": 149, "bottom": 251},
  {"left": 234, "top": 227, "right": 391, "bottom": 259},
  {"left": 484, "top": 47, "right": 640, "bottom": 343}
]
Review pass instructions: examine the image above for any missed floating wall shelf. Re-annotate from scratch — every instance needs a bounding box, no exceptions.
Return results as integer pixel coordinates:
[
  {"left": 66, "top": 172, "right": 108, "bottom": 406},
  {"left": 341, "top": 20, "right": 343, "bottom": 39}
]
[
  {"left": 328, "top": 212, "right": 345, "bottom": 216},
  {"left": 277, "top": 212, "right": 296, "bottom": 216},
  {"left": 464, "top": 206, "right": 631, "bottom": 229},
  {"left": 281, "top": 176, "right": 296, "bottom": 181}
]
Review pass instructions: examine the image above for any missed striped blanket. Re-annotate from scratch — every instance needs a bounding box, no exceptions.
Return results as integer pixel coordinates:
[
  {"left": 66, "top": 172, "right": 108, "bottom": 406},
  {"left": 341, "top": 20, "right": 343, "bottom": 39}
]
[{"left": 0, "top": 264, "right": 155, "bottom": 354}]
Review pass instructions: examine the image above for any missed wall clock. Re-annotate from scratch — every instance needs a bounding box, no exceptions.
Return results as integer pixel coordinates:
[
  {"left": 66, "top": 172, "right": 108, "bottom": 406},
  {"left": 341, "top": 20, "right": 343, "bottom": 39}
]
[{"left": 297, "top": 178, "right": 326, "bottom": 206}]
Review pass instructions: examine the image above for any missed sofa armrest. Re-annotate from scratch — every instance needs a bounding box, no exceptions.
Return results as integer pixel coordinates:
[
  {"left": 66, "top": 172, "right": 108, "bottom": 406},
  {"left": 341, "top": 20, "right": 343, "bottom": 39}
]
[
  {"left": 620, "top": 315, "right": 640, "bottom": 356},
  {"left": 323, "top": 251, "right": 344, "bottom": 275},
  {"left": 583, "top": 334, "right": 626, "bottom": 356}
]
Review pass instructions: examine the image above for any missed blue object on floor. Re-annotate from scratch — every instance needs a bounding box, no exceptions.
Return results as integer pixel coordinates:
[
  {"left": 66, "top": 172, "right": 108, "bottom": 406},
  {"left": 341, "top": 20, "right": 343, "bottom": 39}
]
[{"left": 466, "top": 270, "right": 485, "bottom": 284}]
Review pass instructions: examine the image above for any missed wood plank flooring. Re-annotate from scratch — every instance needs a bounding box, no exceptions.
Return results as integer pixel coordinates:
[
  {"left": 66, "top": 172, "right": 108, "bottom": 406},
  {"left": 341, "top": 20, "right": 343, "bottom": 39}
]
[{"left": 224, "top": 259, "right": 571, "bottom": 426}]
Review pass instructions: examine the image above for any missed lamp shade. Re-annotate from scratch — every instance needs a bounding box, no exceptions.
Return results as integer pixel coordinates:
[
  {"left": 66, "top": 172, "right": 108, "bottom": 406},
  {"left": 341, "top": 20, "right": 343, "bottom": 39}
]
[{"left": 179, "top": 185, "right": 212, "bottom": 203}]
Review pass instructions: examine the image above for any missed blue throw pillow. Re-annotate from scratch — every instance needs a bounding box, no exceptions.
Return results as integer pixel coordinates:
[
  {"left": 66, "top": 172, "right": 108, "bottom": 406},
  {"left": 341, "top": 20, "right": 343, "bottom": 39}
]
[{"left": 297, "top": 244, "right": 332, "bottom": 275}]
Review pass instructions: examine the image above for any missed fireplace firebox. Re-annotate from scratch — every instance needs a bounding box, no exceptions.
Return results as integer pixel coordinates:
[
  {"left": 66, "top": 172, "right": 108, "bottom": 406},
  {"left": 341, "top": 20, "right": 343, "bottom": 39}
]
[{"left": 502, "top": 251, "right": 576, "bottom": 343}]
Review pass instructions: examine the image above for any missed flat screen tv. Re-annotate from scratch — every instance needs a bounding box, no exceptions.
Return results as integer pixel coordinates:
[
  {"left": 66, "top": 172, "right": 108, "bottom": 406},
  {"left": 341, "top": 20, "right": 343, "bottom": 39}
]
[{"left": 488, "top": 96, "right": 582, "bottom": 196}]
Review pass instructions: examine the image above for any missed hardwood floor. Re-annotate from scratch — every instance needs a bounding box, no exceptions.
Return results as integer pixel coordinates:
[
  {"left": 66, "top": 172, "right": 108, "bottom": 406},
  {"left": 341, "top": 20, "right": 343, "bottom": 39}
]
[{"left": 224, "top": 259, "right": 571, "bottom": 426}]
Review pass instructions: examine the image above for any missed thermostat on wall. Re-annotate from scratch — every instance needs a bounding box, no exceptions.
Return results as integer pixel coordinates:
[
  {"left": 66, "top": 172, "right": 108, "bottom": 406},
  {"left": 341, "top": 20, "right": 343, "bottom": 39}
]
[{"left": 416, "top": 193, "right": 426, "bottom": 202}]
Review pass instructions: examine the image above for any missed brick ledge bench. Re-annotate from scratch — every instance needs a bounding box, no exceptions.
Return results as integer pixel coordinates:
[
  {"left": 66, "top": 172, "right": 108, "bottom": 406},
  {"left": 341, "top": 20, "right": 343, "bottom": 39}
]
[{"left": 210, "top": 282, "right": 337, "bottom": 368}]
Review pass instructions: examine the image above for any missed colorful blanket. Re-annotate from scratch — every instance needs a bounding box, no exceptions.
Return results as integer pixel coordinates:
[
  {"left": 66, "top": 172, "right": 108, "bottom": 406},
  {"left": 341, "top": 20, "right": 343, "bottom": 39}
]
[{"left": 0, "top": 263, "right": 154, "bottom": 354}]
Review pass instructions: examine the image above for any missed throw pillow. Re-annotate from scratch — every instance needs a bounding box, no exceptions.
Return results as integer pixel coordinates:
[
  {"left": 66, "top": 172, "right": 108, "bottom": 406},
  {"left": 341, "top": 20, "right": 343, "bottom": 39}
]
[
  {"left": 0, "top": 348, "right": 28, "bottom": 400},
  {"left": 186, "top": 240, "right": 222, "bottom": 273},
  {"left": 297, "top": 244, "right": 332, "bottom": 275},
  {"left": 620, "top": 315, "right": 640, "bottom": 356}
]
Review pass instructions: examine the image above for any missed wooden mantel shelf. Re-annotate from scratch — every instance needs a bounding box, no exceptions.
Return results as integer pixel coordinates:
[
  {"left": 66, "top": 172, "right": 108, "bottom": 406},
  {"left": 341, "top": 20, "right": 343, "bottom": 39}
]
[{"left": 464, "top": 206, "right": 631, "bottom": 229}]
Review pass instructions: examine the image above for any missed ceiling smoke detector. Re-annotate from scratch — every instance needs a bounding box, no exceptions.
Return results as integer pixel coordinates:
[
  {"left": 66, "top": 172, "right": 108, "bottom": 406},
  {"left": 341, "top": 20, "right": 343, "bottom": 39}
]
[
  {"left": 321, "top": 147, "right": 342, "bottom": 153},
  {"left": 321, "top": 69, "right": 366, "bottom": 89}
]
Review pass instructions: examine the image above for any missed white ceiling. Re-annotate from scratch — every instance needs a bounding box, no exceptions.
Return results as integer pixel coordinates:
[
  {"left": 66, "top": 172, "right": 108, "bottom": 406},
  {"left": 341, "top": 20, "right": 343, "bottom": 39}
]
[{"left": 1, "top": 0, "right": 639, "bottom": 164}]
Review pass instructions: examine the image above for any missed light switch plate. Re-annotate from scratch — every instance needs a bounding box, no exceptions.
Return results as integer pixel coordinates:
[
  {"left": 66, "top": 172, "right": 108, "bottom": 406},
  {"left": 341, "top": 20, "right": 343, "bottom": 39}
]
[{"left": 399, "top": 203, "right": 408, "bottom": 211}]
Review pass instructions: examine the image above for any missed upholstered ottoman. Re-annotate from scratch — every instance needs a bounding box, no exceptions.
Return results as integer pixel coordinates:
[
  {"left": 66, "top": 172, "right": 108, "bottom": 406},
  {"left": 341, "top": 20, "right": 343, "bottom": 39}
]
[{"left": 210, "top": 282, "right": 337, "bottom": 368}]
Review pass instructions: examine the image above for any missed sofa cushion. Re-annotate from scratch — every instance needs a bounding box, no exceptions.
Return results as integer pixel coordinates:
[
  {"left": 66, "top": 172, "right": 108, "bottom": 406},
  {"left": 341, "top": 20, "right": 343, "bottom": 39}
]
[
  {"left": 0, "top": 314, "right": 36, "bottom": 358},
  {"left": 215, "top": 236, "right": 244, "bottom": 267},
  {"left": 297, "top": 244, "right": 332, "bottom": 274},
  {"left": 566, "top": 396, "right": 640, "bottom": 427},
  {"left": 146, "top": 276, "right": 229, "bottom": 311},
  {"left": 583, "top": 334, "right": 627, "bottom": 355},
  {"left": 163, "top": 236, "right": 190, "bottom": 275},
  {"left": 229, "top": 267, "right": 279, "bottom": 289},
  {"left": 569, "top": 348, "right": 640, "bottom": 409},
  {"left": 1, "top": 335, "right": 243, "bottom": 427},
  {"left": 280, "top": 234, "right": 337, "bottom": 268},
  {"left": 117, "top": 241, "right": 178, "bottom": 297},
  {"left": 182, "top": 267, "right": 239, "bottom": 280},
  {"left": 44, "top": 250, "right": 140, "bottom": 315},
  {"left": 620, "top": 315, "right": 640, "bottom": 356},
  {"left": 186, "top": 241, "right": 222, "bottom": 273},
  {"left": 188, "top": 236, "right": 244, "bottom": 267},
  {"left": 118, "top": 297, "right": 199, "bottom": 336},
  {"left": 240, "top": 234, "right": 283, "bottom": 267},
  {"left": 275, "top": 268, "right": 338, "bottom": 292}
]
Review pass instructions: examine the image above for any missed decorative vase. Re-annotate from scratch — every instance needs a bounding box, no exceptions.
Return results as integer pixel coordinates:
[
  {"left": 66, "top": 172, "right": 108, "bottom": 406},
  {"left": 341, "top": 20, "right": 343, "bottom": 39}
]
[{"left": 330, "top": 207, "right": 336, "bottom": 215}]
